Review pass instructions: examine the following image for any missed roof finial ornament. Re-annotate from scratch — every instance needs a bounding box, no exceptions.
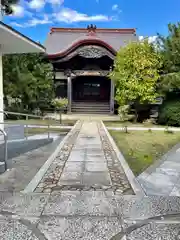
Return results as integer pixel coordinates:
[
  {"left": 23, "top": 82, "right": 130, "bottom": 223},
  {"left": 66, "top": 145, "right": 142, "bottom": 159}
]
[{"left": 87, "top": 24, "right": 97, "bottom": 36}]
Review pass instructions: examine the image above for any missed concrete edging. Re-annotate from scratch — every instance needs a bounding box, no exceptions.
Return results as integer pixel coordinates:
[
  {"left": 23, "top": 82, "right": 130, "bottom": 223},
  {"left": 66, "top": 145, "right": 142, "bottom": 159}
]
[
  {"left": 22, "top": 120, "right": 80, "bottom": 193},
  {"left": 101, "top": 121, "right": 145, "bottom": 196},
  {"left": 107, "top": 126, "right": 180, "bottom": 132}
]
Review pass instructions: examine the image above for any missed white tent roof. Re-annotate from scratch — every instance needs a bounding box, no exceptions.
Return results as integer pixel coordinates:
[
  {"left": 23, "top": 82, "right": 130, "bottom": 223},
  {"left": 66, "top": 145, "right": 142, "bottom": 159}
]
[{"left": 0, "top": 21, "right": 45, "bottom": 54}]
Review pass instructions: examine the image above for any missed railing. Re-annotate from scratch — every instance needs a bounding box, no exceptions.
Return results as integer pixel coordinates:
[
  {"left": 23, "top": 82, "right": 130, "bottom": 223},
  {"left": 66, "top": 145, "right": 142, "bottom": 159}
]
[
  {"left": 0, "top": 110, "right": 67, "bottom": 173},
  {"left": 0, "top": 110, "right": 63, "bottom": 140}
]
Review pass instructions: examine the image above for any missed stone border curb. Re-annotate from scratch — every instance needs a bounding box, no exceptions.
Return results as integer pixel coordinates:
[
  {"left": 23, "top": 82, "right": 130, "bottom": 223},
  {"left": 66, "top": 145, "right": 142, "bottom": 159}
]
[
  {"left": 101, "top": 121, "right": 145, "bottom": 196},
  {"left": 107, "top": 126, "right": 180, "bottom": 132},
  {"left": 22, "top": 121, "right": 80, "bottom": 193}
]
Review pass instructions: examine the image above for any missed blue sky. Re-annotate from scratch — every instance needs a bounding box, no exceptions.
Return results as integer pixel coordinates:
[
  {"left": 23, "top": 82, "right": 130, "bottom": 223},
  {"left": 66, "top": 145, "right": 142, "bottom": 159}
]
[{"left": 3, "top": 0, "right": 180, "bottom": 44}]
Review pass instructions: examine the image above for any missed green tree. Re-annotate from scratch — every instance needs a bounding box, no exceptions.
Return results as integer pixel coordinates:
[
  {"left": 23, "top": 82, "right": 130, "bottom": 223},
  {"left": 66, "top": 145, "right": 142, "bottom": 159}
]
[
  {"left": 158, "top": 23, "right": 180, "bottom": 93},
  {"left": 1, "top": 0, "right": 19, "bottom": 14},
  {"left": 110, "top": 40, "right": 162, "bottom": 121},
  {"left": 3, "top": 53, "right": 54, "bottom": 115}
]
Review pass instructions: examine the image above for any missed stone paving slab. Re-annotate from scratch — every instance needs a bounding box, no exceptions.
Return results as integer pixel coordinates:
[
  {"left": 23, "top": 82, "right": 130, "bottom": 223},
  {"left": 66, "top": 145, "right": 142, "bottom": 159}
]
[
  {"left": 82, "top": 172, "right": 111, "bottom": 186},
  {"left": 125, "top": 222, "right": 180, "bottom": 240},
  {"left": 138, "top": 142, "right": 180, "bottom": 196},
  {"left": 85, "top": 161, "right": 107, "bottom": 172},
  {"left": 0, "top": 216, "right": 39, "bottom": 240},
  {"left": 0, "top": 193, "right": 49, "bottom": 217},
  {"left": 43, "top": 191, "right": 117, "bottom": 217},
  {"left": 38, "top": 216, "right": 122, "bottom": 240},
  {"left": 115, "top": 195, "right": 180, "bottom": 219},
  {"left": 0, "top": 193, "right": 180, "bottom": 239}
]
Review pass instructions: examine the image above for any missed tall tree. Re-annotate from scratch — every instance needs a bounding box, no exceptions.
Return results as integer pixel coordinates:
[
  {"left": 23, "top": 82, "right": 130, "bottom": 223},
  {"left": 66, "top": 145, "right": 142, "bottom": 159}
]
[
  {"left": 110, "top": 40, "right": 162, "bottom": 120},
  {"left": 3, "top": 53, "right": 54, "bottom": 115},
  {"left": 158, "top": 23, "right": 180, "bottom": 93}
]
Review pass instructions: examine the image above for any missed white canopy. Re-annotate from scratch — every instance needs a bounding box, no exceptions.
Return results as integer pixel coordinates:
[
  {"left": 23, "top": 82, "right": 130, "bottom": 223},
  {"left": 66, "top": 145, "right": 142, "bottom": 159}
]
[{"left": 0, "top": 21, "right": 45, "bottom": 54}]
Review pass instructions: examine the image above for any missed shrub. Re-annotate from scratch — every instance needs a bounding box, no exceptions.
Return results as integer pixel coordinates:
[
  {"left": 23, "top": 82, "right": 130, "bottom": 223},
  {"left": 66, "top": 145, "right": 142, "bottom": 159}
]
[
  {"left": 158, "top": 101, "right": 180, "bottom": 126},
  {"left": 51, "top": 98, "right": 68, "bottom": 110},
  {"left": 118, "top": 105, "right": 133, "bottom": 122},
  {"left": 143, "top": 118, "right": 156, "bottom": 126}
]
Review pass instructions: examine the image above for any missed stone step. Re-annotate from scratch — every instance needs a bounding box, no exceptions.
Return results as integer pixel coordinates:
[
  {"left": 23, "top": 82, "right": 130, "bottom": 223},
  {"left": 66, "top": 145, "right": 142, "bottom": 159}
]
[
  {"left": 72, "top": 102, "right": 110, "bottom": 113},
  {"left": 72, "top": 103, "right": 109, "bottom": 106},
  {"left": 72, "top": 107, "right": 110, "bottom": 110},
  {"left": 72, "top": 105, "right": 110, "bottom": 109},
  {"left": 72, "top": 109, "right": 110, "bottom": 114}
]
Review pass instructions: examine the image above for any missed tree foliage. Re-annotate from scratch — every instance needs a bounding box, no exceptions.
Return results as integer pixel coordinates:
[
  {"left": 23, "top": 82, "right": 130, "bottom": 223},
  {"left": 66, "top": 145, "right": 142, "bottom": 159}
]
[
  {"left": 158, "top": 23, "right": 180, "bottom": 93},
  {"left": 110, "top": 40, "right": 162, "bottom": 107},
  {"left": 1, "top": 0, "right": 19, "bottom": 15},
  {"left": 3, "top": 53, "right": 54, "bottom": 115}
]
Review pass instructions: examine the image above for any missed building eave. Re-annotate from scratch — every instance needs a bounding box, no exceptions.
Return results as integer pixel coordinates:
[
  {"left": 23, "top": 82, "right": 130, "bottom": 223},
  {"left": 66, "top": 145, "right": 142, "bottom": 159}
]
[{"left": 0, "top": 21, "right": 45, "bottom": 54}]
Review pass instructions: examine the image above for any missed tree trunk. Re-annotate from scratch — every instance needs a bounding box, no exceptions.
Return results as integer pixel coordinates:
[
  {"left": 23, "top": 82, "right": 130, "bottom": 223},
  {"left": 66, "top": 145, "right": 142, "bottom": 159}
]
[{"left": 134, "top": 108, "right": 138, "bottom": 123}]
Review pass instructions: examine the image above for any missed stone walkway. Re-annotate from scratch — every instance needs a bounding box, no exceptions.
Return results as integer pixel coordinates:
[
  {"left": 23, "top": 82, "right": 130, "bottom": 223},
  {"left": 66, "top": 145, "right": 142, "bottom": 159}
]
[
  {"left": 34, "top": 121, "right": 131, "bottom": 194},
  {"left": 1, "top": 120, "right": 180, "bottom": 239},
  {"left": 138, "top": 142, "right": 180, "bottom": 196}
]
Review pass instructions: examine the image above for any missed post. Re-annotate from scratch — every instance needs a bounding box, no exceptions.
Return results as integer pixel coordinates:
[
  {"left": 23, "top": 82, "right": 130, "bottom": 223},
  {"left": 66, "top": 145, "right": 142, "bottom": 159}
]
[
  {"left": 0, "top": 54, "right": 4, "bottom": 129},
  {"left": 25, "top": 115, "right": 28, "bottom": 140},
  {"left": 59, "top": 110, "right": 62, "bottom": 124},
  {"left": 47, "top": 122, "right": 50, "bottom": 139},
  {"left": 110, "top": 79, "right": 115, "bottom": 114},
  {"left": 4, "top": 132, "right": 7, "bottom": 170},
  {"left": 67, "top": 76, "right": 72, "bottom": 113}
]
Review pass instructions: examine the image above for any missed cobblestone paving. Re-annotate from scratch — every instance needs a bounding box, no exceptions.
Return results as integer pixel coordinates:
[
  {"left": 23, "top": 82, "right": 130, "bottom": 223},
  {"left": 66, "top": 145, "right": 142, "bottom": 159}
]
[
  {"left": 98, "top": 122, "right": 133, "bottom": 194},
  {"left": 34, "top": 121, "right": 82, "bottom": 193}
]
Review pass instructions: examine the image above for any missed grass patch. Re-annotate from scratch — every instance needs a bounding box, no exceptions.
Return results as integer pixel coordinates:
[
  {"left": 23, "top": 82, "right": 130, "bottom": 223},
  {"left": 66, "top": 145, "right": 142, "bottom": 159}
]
[
  {"left": 5, "top": 119, "right": 76, "bottom": 126},
  {"left": 27, "top": 127, "right": 69, "bottom": 136},
  {"left": 104, "top": 121, "right": 164, "bottom": 128},
  {"left": 109, "top": 130, "right": 180, "bottom": 176}
]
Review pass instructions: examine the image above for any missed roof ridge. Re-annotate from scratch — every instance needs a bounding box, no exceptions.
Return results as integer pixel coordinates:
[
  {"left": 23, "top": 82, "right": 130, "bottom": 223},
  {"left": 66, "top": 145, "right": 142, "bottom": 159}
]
[{"left": 50, "top": 27, "right": 136, "bottom": 34}]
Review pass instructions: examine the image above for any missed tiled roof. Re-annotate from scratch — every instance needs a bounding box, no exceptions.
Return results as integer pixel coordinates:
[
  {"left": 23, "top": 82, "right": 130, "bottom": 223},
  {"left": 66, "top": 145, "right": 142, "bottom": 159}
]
[{"left": 45, "top": 27, "right": 137, "bottom": 56}]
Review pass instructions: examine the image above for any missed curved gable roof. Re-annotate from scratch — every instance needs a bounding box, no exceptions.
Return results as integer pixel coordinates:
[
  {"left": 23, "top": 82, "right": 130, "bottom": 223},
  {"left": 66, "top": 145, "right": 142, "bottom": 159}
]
[{"left": 48, "top": 38, "right": 116, "bottom": 58}]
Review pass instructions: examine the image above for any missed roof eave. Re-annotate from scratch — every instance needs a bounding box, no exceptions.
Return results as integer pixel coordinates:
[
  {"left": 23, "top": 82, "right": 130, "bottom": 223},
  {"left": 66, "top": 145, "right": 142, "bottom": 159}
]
[{"left": 0, "top": 21, "right": 45, "bottom": 52}]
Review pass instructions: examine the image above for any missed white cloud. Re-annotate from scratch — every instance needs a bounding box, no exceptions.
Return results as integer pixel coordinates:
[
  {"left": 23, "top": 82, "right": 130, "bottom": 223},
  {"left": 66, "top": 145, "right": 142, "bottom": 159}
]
[
  {"left": 47, "top": 0, "right": 64, "bottom": 5},
  {"left": 11, "top": 15, "right": 52, "bottom": 27},
  {"left": 28, "top": 0, "right": 45, "bottom": 9},
  {"left": 148, "top": 36, "right": 158, "bottom": 44},
  {"left": 53, "top": 8, "right": 110, "bottom": 23},
  {"left": 139, "top": 35, "right": 157, "bottom": 44},
  {"left": 11, "top": 22, "right": 25, "bottom": 27},
  {"left": 139, "top": 36, "right": 144, "bottom": 41},
  {"left": 112, "top": 4, "right": 118, "bottom": 11}
]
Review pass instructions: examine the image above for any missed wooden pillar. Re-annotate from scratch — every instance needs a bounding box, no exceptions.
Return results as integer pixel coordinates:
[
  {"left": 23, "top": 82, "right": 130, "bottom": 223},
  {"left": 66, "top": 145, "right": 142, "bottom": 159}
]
[
  {"left": 110, "top": 79, "right": 115, "bottom": 114},
  {"left": 67, "top": 76, "right": 72, "bottom": 113}
]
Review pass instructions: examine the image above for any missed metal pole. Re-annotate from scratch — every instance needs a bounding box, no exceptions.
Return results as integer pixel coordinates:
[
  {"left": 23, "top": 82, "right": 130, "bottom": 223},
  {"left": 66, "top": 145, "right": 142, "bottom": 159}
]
[
  {"left": 25, "top": 115, "right": 28, "bottom": 140},
  {"left": 4, "top": 132, "right": 7, "bottom": 170}
]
